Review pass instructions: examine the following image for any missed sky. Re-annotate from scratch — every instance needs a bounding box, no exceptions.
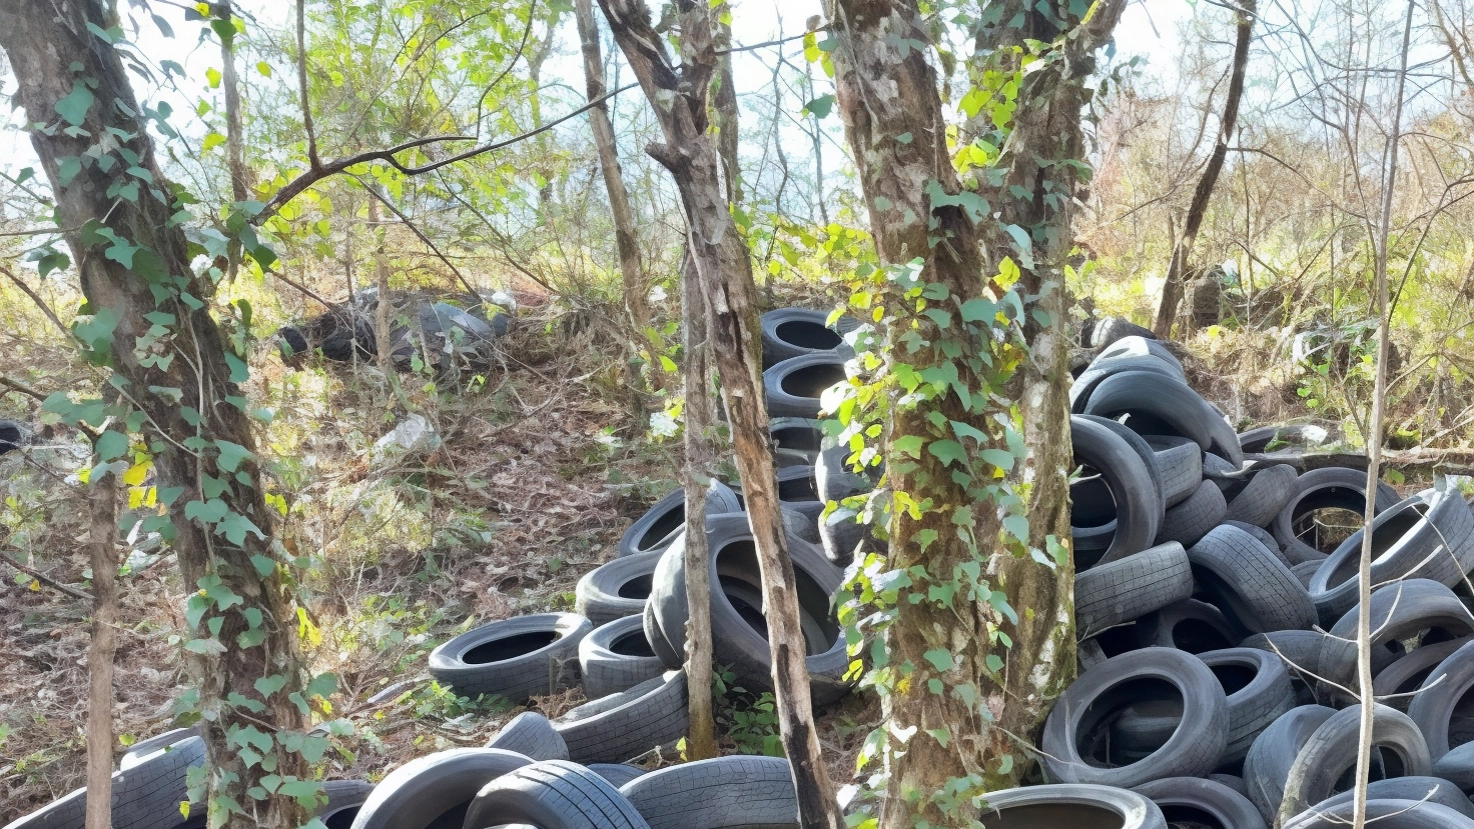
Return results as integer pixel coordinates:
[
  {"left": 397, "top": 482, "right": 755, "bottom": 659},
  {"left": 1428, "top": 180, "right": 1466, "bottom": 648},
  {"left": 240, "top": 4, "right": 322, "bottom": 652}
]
[{"left": 0, "top": 0, "right": 1194, "bottom": 221}]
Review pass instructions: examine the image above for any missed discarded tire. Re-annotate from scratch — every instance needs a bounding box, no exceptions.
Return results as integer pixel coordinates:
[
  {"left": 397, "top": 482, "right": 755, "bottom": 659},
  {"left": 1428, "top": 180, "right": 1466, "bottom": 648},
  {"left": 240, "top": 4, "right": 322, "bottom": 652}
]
[
  {"left": 1155, "top": 480, "right": 1228, "bottom": 548},
  {"left": 1131, "top": 776, "right": 1265, "bottom": 829},
  {"left": 618, "top": 755, "right": 798, "bottom": 829},
  {"left": 1276, "top": 703, "right": 1430, "bottom": 821},
  {"left": 486, "top": 712, "right": 569, "bottom": 762},
  {"left": 428, "top": 613, "right": 591, "bottom": 703},
  {"left": 576, "top": 553, "right": 661, "bottom": 628},
  {"left": 462, "top": 760, "right": 649, "bottom": 829},
  {"left": 552, "top": 671, "right": 689, "bottom": 765},
  {"left": 579, "top": 615, "right": 666, "bottom": 699},
  {"left": 1043, "top": 647, "right": 1229, "bottom": 787},
  {"left": 1074, "top": 542, "right": 1193, "bottom": 639},
  {"left": 977, "top": 783, "right": 1166, "bottom": 828},
  {"left": 349, "top": 747, "right": 531, "bottom": 829},
  {"left": 1071, "top": 415, "right": 1163, "bottom": 567},
  {"left": 1185, "top": 524, "right": 1315, "bottom": 634},
  {"left": 1271, "top": 466, "right": 1401, "bottom": 564},
  {"left": 763, "top": 353, "right": 847, "bottom": 418},
  {"left": 617, "top": 482, "right": 742, "bottom": 558},
  {"left": 759, "top": 308, "right": 850, "bottom": 368}
]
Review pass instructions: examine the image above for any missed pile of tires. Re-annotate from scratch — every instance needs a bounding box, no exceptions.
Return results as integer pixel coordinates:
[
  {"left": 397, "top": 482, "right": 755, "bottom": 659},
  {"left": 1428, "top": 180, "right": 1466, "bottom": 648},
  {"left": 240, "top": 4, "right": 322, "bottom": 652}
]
[{"left": 1033, "top": 326, "right": 1474, "bottom": 827}]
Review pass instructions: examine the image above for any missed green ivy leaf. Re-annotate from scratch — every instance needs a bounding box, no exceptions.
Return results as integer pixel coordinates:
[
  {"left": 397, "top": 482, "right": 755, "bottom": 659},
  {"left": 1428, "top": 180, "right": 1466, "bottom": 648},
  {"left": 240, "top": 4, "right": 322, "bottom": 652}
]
[
  {"left": 215, "top": 440, "right": 251, "bottom": 472},
  {"left": 922, "top": 649, "right": 954, "bottom": 672},
  {"left": 55, "top": 81, "right": 95, "bottom": 127},
  {"left": 804, "top": 94, "right": 835, "bottom": 118},
  {"left": 926, "top": 439, "right": 966, "bottom": 468}
]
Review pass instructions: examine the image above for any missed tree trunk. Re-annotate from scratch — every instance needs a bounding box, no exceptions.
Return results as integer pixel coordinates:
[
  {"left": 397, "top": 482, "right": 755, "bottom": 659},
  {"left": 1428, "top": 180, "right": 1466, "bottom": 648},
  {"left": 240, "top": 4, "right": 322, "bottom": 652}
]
[
  {"left": 711, "top": 10, "right": 741, "bottom": 207},
  {"left": 0, "top": 4, "right": 310, "bottom": 827},
  {"left": 573, "top": 0, "right": 651, "bottom": 330},
  {"left": 85, "top": 438, "right": 119, "bottom": 829},
  {"left": 826, "top": 0, "right": 1123, "bottom": 821},
  {"left": 679, "top": 251, "right": 718, "bottom": 762},
  {"left": 598, "top": 0, "right": 844, "bottom": 825},
  {"left": 369, "top": 197, "right": 394, "bottom": 371},
  {"left": 214, "top": 1, "right": 250, "bottom": 284},
  {"left": 1151, "top": 0, "right": 1256, "bottom": 337}
]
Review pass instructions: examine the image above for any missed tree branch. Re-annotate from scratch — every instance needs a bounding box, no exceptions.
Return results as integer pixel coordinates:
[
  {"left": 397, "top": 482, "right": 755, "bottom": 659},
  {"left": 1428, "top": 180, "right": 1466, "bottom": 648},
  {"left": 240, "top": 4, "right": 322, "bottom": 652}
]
[
  {"left": 0, "top": 549, "right": 93, "bottom": 601},
  {"left": 353, "top": 177, "right": 482, "bottom": 303},
  {"left": 297, "top": 0, "right": 320, "bottom": 170},
  {"left": 256, "top": 83, "right": 638, "bottom": 223}
]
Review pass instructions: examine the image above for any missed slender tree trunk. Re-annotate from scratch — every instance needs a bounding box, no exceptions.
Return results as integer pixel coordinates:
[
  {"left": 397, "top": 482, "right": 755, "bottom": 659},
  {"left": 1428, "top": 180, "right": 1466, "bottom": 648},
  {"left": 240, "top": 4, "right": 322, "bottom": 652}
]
[
  {"left": 1352, "top": 5, "right": 1415, "bottom": 828},
  {"left": 679, "top": 251, "right": 718, "bottom": 761},
  {"left": 1151, "top": 0, "right": 1256, "bottom": 337},
  {"left": 214, "top": 1, "right": 250, "bottom": 283},
  {"left": 598, "top": 0, "right": 844, "bottom": 824},
  {"left": 827, "top": 0, "right": 1123, "bottom": 821},
  {"left": 85, "top": 440, "right": 119, "bottom": 829},
  {"left": 573, "top": 0, "right": 651, "bottom": 330},
  {"left": 527, "top": 21, "right": 560, "bottom": 221},
  {"left": 369, "top": 197, "right": 394, "bottom": 371},
  {"left": 0, "top": 4, "right": 310, "bottom": 827}
]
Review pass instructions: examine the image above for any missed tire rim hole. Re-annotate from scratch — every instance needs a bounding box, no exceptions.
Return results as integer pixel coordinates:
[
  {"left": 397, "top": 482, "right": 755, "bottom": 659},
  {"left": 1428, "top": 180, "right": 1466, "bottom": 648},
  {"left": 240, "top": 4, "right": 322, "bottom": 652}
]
[
  {"left": 977, "top": 803, "right": 1126, "bottom": 829},
  {"left": 778, "top": 363, "right": 846, "bottom": 400},
  {"left": 463, "top": 630, "right": 559, "bottom": 665},
  {"left": 775, "top": 320, "right": 843, "bottom": 350}
]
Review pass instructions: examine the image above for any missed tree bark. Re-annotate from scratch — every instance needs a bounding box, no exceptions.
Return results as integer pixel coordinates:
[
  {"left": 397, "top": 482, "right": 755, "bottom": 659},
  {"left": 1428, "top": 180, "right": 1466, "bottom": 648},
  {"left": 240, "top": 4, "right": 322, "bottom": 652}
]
[
  {"left": 598, "top": 0, "right": 844, "bottom": 825},
  {"left": 0, "top": 4, "right": 310, "bottom": 827},
  {"left": 1151, "top": 0, "right": 1255, "bottom": 337},
  {"left": 712, "top": 10, "right": 741, "bottom": 207},
  {"left": 369, "top": 196, "right": 394, "bottom": 371},
  {"left": 214, "top": 1, "right": 250, "bottom": 284},
  {"left": 679, "top": 252, "right": 718, "bottom": 762},
  {"left": 573, "top": 0, "right": 651, "bottom": 331},
  {"left": 827, "top": 0, "right": 1123, "bottom": 820},
  {"left": 85, "top": 437, "right": 119, "bottom": 829}
]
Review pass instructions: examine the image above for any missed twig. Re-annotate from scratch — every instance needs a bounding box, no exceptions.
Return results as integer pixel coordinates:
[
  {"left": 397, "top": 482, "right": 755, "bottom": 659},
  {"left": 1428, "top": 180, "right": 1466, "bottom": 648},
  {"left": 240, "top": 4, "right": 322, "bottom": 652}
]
[
  {"left": 256, "top": 83, "right": 638, "bottom": 222},
  {"left": 0, "top": 550, "right": 93, "bottom": 601},
  {"left": 297, "top": 0, "right": 320, "bottom": 170},
  {"left": 0, "top": 262, "right": 70, "bottom": 337},
  {"left": 352, "top": 177, "right": 481, "bottom": 303},
  {"left": 0, "top": 374, "right": 48, "bottom": 403}
]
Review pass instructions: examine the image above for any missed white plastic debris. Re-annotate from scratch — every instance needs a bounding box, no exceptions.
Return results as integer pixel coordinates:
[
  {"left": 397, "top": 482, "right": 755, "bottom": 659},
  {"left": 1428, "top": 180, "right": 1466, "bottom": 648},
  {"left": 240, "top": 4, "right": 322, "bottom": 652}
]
[{"left": 372, "top": 414, "right": 441, "bottom": 458}]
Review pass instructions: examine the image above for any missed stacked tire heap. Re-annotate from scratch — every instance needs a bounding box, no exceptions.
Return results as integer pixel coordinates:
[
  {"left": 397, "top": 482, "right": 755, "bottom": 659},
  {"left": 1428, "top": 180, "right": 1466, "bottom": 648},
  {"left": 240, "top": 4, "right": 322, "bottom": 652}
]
[{"left": 1005, "top": 320, "right": 1474, "bottom": 828}]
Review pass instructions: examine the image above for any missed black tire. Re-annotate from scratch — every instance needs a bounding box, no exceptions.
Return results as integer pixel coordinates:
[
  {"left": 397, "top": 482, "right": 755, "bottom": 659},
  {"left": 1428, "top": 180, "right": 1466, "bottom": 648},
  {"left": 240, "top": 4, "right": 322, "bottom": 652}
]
[
  {"left": 769, "top": 417, "right": 824, "bottom": 465},
  {"left": 1226, "top": 464, "right": 1298, "bottom": 528},
  {"left": 1277, "top": 703, "right": 1431, "bottom": 822},
  {"left": 1084, "top": 371, "right": 1245, "bottom": 466},
  {"left": 552, "top": 671, "right": 688, "bottom": 765},
  {"left": 1144, "top": 436, "right": 1203, "bottom": 508},
  {"left": 1272, "top": 466, "right": 1402, "bottom": 564},
  {"left": 760, "top": 308, "right": 850, "bottom": 369},
  {"left": 617, "top": 755, "right": 797, "bottom": 829},
  {"left": 1154, "top": 480, "right": 1227, "bottom": 548},
  {"left": 1135, "top": 598, "right": 1247, "bottom": 654},
  {"left": 1242, "top": 703, "right": 1336, "bottom": 822},
  {"left": 1096, "top": 335, "right": 1183, "bottom": 374},
  {"left": 976, "top": 783, "right": 1166, "bottom": 828},
  {"left": 1071, "top": 356, "right": 1184, "bottom": 414},
  {"left": 1202, "top": 452, "right": 1245, "bottom": 497},
  {"left": 1308, "top": 777, "right": 1474, "bottom": 819},
  {"left": 1197, "top": 648, "right": 1296, "bottom": 764},
  {"left": 348, "top": 748, "right": 532, "bottom": 829},
  {"left": 1224, "top": 520, "right": 1293, "bottom": 568},
  {"left": 1209, "top": 774, "right": 1250, "bottom": 797},
  {"left": 1291, "top": 560, "right": 1320, "bottom": 588},
  {"left": 1091, "top": 317, "right": 1158, "bottom": 349},
  {"left": 1042, "top": 647, "right": 1229, "bottom": 787},
  {"left": 1186, "top": 524, "right": 1316, "bottom": 634},
  {"left": 587, "top": 764, "right": 646, "bottom": 788},
  {"left": 117, "top": 728, "right": 199, "bottom": 770},
  {"left": 1071, "top": 415, "right": 1163, "bottom": 567},
  {"left": 1239, "top": 423, "right": 1332, "bottom": 455},
  {"left": 1078, "top": 414, "right": 1165, "bottom": 508},
  {"left": 617, "top": 483, "right": 743, "bottom": 558},
  {"left": 579, "top": 615, "right": 667, "bottom": 699},
  {"left": 4, "top": 735, "right": 204, "bottom": 829},
  {"left": 1319, "top": 579, "right": 1474, "bottom": 692},
  {"left": 1309, "top": 488, "right": 1474, "bottom": 624},
  {"left": 485, "top": 712, "right": 569, "bottom": 761},
  {"left": 1410, "top": 639, "right": 1474, "bottom": 760},
  {"left": 427, "top": 613, "right": 591, "bottom": 703},
  {"left": 774, "top": 465, "right": 821, "bottom": 506},
  {"left": 462, "top": 760, "right": 649, "bottom": 829},
  {"left": 576, "top": 553, "right": 661, "bottom": 628},
  {"left": 1284, "top": 799, "right": 1474, "bottom": 829},
  {"left": 0, "top": 420, "right": 25, "bottom": 455},
  {"left": 646, "top": 514, "right": 851, "bottom": 705},
  {"left": 1375, "top": 636, "right": 1474, "bottom": 713},
  {"left": 1075, "top": 542, "right": 1193, "bottom": 639},
  {"left": 1433, "top": 741, "right": 1474, "bottom": 793},
  {"left": 1131, "top": 777, "right": 1267, "bottom": 829},
  {"left": 1240, "top": 630, "right": 1332, "bottom": 698},
  {"left": 318, "top": 780, "right": 374, "bottom": 829},
  {"left": 763, "top": 353, "right": 848, "bottom": 418}
]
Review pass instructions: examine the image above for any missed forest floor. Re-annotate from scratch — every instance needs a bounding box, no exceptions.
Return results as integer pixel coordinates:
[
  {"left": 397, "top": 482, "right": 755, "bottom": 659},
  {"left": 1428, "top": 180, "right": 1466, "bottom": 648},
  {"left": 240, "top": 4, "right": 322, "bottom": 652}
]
[{"left": 0, "top": 291, "right": 876, "bottom": 820}]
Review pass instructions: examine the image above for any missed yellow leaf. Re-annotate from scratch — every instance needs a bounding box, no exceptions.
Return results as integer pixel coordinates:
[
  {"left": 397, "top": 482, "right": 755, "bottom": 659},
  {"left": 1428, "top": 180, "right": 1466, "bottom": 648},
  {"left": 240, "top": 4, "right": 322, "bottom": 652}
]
[
  {"left": 128, "top": 487, "right": 145, "bottom": 510},
  {"left": 28, "top": 580, "right": 39, "bottom": 592},
  {"left": 297, "top": 607, "right": 322, "bottom": 647},
  {"left": 205, "top": 67, "right": 221, "bottom": 89},
  {"left": 123, "top": 460, "right": 151, "bottom": 486}
]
